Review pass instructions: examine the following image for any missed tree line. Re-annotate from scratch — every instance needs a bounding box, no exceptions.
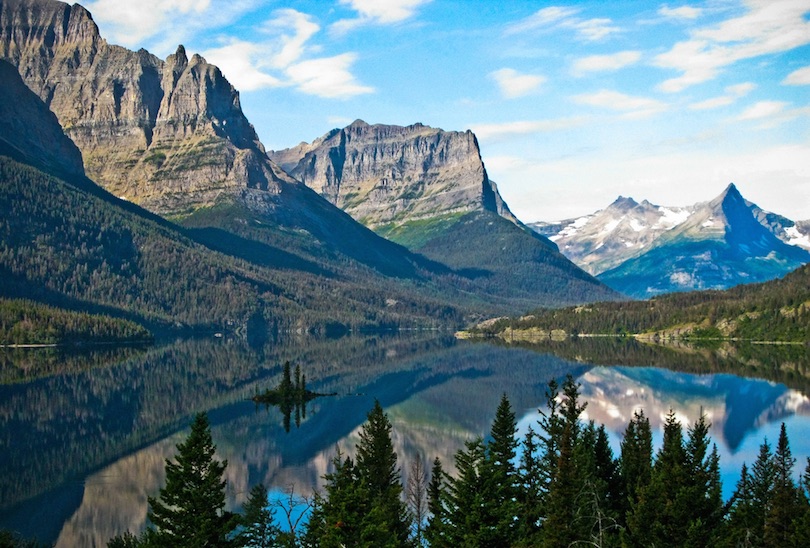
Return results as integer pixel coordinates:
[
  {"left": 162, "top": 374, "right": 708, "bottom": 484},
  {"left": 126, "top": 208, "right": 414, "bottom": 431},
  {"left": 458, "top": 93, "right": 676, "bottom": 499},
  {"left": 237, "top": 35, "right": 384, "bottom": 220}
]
[
  {"left": 471, "top": 263, "right": 810, "bottom": 343},
  {"left": 0, "top": 298, "right": 151, "bottom": 345},
  {"left": 48, "top": 375, "right": 803, "bottom": 547}
]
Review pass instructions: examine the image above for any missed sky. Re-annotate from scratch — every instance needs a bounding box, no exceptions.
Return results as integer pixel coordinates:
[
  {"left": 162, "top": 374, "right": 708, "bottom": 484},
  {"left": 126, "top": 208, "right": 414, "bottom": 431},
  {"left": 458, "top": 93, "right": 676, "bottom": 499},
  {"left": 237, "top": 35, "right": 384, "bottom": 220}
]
[{"left": 83, "top": 0, "right": 810, "bottom": 223}]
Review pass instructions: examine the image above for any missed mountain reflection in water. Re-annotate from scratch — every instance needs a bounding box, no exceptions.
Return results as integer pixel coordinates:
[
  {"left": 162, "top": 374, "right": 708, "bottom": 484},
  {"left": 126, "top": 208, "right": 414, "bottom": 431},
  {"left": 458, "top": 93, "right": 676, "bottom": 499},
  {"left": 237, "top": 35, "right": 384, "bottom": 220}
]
[{"left": 1, "top": 335, "right": 808, "bottom": 547}]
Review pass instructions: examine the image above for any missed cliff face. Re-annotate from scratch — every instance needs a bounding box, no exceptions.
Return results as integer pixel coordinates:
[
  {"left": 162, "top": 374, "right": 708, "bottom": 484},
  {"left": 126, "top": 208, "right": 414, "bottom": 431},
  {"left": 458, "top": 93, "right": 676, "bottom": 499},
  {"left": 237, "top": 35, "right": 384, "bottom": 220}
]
[
  {"left": 270, "top": 120, "right": 518, "bottom": 229},
  {"left": 0, "top": 0, "right": 294, "bottom": 215}
]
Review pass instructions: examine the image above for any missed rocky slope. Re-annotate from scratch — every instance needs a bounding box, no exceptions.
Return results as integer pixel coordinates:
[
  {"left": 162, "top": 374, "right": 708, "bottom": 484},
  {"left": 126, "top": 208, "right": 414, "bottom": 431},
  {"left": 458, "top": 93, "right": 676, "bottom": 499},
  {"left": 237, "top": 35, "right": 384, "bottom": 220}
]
[
  {"left": 270, "top": 120, "right": 518, "bottom": 233},
  {"left": 0, "top": 0, "right": 293, "bottom": 215},
  {"left": 597, "top": 184, "right": 810, "bottom": 297}
]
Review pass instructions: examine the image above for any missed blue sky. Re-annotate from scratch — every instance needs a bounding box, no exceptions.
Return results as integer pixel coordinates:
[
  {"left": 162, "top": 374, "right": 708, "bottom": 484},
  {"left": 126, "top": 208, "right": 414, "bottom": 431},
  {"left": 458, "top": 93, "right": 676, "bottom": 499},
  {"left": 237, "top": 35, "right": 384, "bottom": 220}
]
[{"left": 84, "top": 0, "right": 810, "bottom": 222}]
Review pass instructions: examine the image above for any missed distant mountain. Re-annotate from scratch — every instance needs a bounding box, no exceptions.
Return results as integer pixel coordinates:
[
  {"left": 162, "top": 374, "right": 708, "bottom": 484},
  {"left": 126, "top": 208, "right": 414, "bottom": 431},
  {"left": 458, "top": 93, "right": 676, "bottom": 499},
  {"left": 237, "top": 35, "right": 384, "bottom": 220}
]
[
  {"left": 532, "top": 184, "right": 810, "bottom": 298},
  {"left": 271, "top": 120, "right": 620, "bottom": 308},
  {"left": 531, "top": 196, "right": 694, "bottom": 275}
]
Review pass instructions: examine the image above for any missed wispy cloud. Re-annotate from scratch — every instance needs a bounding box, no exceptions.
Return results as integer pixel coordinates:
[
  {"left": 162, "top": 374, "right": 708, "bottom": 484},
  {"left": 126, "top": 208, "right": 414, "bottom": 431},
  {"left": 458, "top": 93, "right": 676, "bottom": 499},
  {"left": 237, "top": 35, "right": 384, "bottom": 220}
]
[
  {"left": 489, "top": 68, "right": 546, "bottom": 99},
  {"left": 202, "top": 9, "right": 373, "bottom": 99},
  {"left": 470, "top": 117, "right": 587, "bottom": 140},
  {"left": 286, "top": 54, "right": 375, "bottom": 98},
  {"left": 658, "top": 5, "right": 703, "bottom": 20},
  {"left": 573, "top": 90, "right": 668, "bottom": 118},
  {"left": 688, "top": 82, "right": 755, "bottom": 110},
  {"left": 506, "top": 6, "right": 620, "bottom": 42},
  {"left": 738, "top": 100, "right": 788, "bottom": 120},
  {"left": 331, "top": 0, "right": 432, "bottom": 34},
  {"left": 83, "top": 0, "right": 258, "bottom": 55},
  {"left": 783, "top": 65, "right": 810, "bottom": 85},
  {"left": 572, "top": 50, "right": 641, "bottom": 75},
  {"left": 655, "top": 0, "right": 810, "bottom": 93}
]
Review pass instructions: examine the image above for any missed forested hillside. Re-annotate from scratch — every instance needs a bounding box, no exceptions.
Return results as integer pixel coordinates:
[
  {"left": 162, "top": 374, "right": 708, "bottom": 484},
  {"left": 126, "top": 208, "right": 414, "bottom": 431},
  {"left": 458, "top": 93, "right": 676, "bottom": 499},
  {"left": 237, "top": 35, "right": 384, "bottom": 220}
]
[
  {"left": 469, "top": 263, "right": 810, "bottom": 342},
  {"left": 0, "top": 298, "right": 151, "bottom": 345}
]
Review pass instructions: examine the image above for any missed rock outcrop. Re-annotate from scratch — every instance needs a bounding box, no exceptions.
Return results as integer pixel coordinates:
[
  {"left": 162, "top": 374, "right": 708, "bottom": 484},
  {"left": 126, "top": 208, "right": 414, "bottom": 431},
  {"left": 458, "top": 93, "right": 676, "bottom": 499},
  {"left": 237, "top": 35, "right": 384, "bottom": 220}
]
[
  {"left": 0, "top": 0, "right": 294, "bottom": 215},
  {"left": 270, "top": 120, "right": 518, "bottom": 229}
]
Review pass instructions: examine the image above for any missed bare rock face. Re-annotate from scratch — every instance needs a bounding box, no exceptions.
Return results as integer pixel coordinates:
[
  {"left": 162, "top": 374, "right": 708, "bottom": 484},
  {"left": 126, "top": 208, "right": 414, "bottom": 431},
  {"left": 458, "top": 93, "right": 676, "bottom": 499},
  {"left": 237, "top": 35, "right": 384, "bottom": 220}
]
[
  {"left": 0, "top": 0, "right": 294, "bottom": 215},
  {"left": 270, "top": 120, "right": 518, "bottom": 229}
]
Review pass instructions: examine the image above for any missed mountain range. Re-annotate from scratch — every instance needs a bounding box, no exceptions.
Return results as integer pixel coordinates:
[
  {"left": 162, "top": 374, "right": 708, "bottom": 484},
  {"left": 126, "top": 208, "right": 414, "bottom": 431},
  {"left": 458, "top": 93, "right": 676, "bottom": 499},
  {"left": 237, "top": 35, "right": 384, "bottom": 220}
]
[
  {"left": 0, "top": 0, "right": 618, "bottom": 337},
  {"left": 531, "top": 184, "right": 810, "bottom": 298}
]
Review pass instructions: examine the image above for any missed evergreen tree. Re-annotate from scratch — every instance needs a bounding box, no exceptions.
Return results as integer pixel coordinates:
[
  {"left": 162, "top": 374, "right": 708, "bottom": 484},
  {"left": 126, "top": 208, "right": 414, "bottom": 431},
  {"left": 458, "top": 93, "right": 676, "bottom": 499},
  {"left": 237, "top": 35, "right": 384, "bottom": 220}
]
[
  {"left": 723, "top": 463, "right": 758, "bottom": 547},
  {"left": 536, "top": 377, "right": 563, "bottom": 516},
  {"left": 304, "top": 448, "right": 363, "bottom": 547},
  {"left": 237, "top": 483, "right": 279, "bottom": 548},
  {"left": 304, "top": 402, "right": 411, "bottom": 547},
  {"left": 425, "top": 457, "right": 449, "bottom": 548},
  {"left": 618, "top": 409, "right": 652, "bottom": 524},
  {"left": 483, "top": 394, "right": 519, "bottom": 545},
  {"left": 516, "top": 426, "right": 543, "bottom": 544},
  {"left": 626, "top": 410, "right": 685, "bottom": 548},
  {"left": 763, "top": 423, "right": 801, "bottom": 546},
  {"left": 147, "top": 413, "right": 239, "bottom": 547},
  {"left": 682, "top": 414, "right": 723, "bottom": 546},
  {"left": 442, "top": 438, "right": 488, "bottom": 546}
]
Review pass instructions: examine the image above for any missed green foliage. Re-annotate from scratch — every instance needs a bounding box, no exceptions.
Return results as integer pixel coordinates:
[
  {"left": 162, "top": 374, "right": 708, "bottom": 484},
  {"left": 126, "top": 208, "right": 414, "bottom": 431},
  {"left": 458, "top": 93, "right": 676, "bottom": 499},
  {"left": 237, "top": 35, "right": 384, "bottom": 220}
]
[
  {"left": 146, "top": 413, "right": 239, "bottom": 547},
  {"left": 305, "top": 401, "right": 412, "bottom": 547},
  {"left": 236, "top": 484, "right": 279, "bottom": 548},
  {"left": 0, "top": 298, "right": 150, "bottom": 345},
  {"left": 476, "top": 262, "right": 810, "bottom": 342}
]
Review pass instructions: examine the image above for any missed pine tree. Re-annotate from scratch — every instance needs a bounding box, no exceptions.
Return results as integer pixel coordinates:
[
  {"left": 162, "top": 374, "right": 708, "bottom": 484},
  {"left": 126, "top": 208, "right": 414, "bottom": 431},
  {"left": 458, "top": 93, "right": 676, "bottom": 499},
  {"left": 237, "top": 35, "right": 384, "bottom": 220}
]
[
  {"left": 536, "top": 377, "right": 563, "bottom": 515},
  {"left": 682, "top": 414, "right": 723, "bottom": 546},
  {"left": 237, "top": 484, "right": 279, "bottom": 548},
  {"left": 764, "top": 423, "right": 801, "bottom": 546},
  {"left": 425, "top": 457, "right": 449, "bottom": 548},
  {"left": 619, "top": 409, "right": 653, "bottom": 523},
  {"left": 147, "top": 413, "right": 239, "bottom": 547},
  {"left": 304, "top": 448, "right": 362, "bottom": 547},
  {"left": 443, "top": 438, "right": 488, "bottom": 546},
  {"left": 483, "top": 394, "right": 519, "bottom": 546},
  {"left": 517, "top": 426, "right": 543, "bottom": 544},
  {"left": 723, "top": 463, "right": 757, "bottom": 547}
]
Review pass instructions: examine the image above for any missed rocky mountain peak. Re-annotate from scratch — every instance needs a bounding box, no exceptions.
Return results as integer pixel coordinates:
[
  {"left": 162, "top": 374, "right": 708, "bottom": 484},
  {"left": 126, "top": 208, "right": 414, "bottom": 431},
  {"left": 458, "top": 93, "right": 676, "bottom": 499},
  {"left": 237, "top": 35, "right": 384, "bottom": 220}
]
[
  {"left": 609, "top": 195, "right": 640, "bottom": 211},
  {"left": 1, "top": 0, "right": 295, "bottom": 215},
  {"left": 269, "top": 121, "right": 518, "bottom": 230}
]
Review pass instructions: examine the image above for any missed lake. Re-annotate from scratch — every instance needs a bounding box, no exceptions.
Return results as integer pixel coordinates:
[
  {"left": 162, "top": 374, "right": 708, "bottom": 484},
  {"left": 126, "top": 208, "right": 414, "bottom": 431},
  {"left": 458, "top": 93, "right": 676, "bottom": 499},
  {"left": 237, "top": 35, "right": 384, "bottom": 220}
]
[{"left": 1, "top": 334, "right": 809, "bottom": 547}]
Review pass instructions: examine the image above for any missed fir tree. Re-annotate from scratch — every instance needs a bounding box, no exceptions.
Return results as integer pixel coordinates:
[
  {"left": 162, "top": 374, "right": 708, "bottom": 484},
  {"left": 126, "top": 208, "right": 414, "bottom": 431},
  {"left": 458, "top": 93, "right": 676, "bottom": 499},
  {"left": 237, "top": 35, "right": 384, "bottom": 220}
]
[
  {"left": 763, "top": 423, "right": 801, "bottom": 546},
  {"left": 147, "top": 413, "right": 239, "bottom": 547},
  {"left": 425, "top": 457, "right": 449, "bottom": 548},
  {"left": 516, "top": 426, "right": 543, "bottom": 544},
  {"left": 237, "top": 483, "right": 279, "bottom": 548},
  {"left": 483, "top": 394, "right": 519, "bottom": 545}
]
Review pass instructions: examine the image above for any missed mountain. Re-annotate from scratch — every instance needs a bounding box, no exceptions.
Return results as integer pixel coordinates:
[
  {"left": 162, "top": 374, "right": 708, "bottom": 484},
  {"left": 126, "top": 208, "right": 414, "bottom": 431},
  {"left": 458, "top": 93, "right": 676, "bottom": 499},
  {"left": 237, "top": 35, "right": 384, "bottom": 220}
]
[
  {"left": 270, "top": 120, "right": 518, "bottom": 240},
  {"left": 599, "top": 184, "right": 810, "bottom": 297},
  {"left": 0, "top": 55, "right": 475, "bottom": 332},
  {"left": 0, "top": 0, "right": 294, "bottom": 216},
  {"left": 532, "top": 184, "right": 810, "bottom": 298},
  {"left": 530, "top": 196, "right": 694, "bottom": 275}
]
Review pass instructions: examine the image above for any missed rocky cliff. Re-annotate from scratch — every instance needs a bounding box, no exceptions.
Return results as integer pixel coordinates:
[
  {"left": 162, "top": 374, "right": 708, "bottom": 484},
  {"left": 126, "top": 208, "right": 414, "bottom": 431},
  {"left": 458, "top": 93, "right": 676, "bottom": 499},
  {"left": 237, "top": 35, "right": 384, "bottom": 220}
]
[
  {"left": 270, "top": 120, "right": 518, "bottom": 231},
  {"left": 0, "top": 0, "right": 294, "bottom": 215}
]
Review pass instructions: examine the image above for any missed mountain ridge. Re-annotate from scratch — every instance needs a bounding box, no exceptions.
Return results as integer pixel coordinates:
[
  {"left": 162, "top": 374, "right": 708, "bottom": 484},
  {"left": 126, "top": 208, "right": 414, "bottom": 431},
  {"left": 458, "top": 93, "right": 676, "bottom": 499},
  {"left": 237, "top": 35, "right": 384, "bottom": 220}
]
[{"left": 533, "top": 183, "right": 810, "bottom": 298}]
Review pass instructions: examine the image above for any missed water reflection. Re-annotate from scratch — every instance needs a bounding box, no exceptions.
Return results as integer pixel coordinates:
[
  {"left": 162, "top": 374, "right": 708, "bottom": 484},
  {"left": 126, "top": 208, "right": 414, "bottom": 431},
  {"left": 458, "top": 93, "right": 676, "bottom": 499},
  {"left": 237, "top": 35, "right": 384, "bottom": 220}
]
[{"left": 1, "top": 335, "right": 809, "bottom": 546}]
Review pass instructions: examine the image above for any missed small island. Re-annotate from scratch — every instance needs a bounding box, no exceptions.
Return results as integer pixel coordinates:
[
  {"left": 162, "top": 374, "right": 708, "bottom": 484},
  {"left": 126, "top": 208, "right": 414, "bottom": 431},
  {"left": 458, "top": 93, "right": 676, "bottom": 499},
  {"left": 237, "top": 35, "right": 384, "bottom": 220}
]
[{"left": 252, "top": 361, "right": 333, "bottom": 431}]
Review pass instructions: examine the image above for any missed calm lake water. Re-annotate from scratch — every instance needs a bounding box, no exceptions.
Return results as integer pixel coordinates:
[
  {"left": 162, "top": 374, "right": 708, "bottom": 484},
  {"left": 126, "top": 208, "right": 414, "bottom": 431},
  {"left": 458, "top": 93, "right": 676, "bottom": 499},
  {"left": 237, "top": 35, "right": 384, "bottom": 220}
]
[{"left": 1, "top": 334, "right": 809, "bottom": 547}]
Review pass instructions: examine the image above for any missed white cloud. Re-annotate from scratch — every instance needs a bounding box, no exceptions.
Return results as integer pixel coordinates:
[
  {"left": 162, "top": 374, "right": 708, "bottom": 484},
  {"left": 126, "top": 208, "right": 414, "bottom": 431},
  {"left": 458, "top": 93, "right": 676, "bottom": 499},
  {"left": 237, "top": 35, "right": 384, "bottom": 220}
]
[
  {"left": 688, "top": 82, "right": 755, "bottom": 110},
  {"left": 198, "top": 8, "right": 373, "bottom": 99},
  {"left": 202, "top": 40, "right": 285, "bottom": 91},
  {"left": 658, "top": 5, "right": 703, "bottom": 20},
  {"left": 286, "top": 54, "right": 374, "bottom": 99},
  {"left": 572, "top": 51, "right": 641, "bottom": 75},
  {"left": 489, "top": 68, "right": 545, "bottom": 99},
  {"left": 783, "top": 65, "right": 810, "bottom": 85},
  {"left": 470, "top": 117, "right": 587, "bottom": 140},
  {"left": 84, "top": 0, "right": 256, "bottom": 55},
  {"left": 261, "top": 9, "right": 321, "bottom": 69},
  {"left": 332, "top": 0, "right": 431, "bottom": 34},
  {"left": 573, "top": 90, "right": 668, "bottom": 118},
  {"left": 506, "top": 6, "right": 619, "bottom": 42},
  {"left": 738, "top": 100, "right": 788, "bottom": 120},
  {"left": 655, "top": 0, "right": 810, "bottom": 93}
]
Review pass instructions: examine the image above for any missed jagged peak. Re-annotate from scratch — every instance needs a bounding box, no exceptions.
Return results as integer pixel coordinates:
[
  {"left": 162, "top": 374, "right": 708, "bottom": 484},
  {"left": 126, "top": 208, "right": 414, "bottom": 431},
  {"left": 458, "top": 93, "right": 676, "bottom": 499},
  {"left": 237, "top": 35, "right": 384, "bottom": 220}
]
[
  {"left": 349, "top": 119, "right": 369, "bottom": 128},
  {"left": 610, "top": 195, "right": 639, "bottom": 210}
]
